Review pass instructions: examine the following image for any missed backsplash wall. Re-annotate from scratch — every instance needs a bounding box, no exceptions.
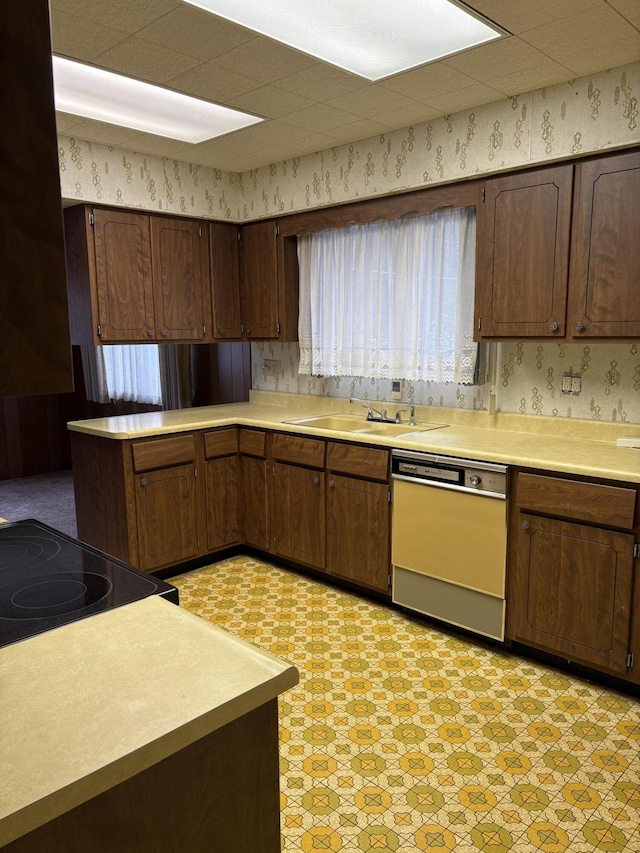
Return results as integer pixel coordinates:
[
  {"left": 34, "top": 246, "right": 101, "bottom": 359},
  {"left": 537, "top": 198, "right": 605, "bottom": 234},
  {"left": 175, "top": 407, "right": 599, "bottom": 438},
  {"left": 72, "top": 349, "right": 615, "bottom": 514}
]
[{"left": 252, "top": 341, "right": 640, "bottom": 424}]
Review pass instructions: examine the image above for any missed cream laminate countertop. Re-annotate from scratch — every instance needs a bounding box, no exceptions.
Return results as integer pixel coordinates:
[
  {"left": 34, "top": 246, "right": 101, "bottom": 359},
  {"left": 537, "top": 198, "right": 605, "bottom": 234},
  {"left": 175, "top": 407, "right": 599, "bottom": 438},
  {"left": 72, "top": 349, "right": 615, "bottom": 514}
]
[
  {"left": 67, "top": 391, "right": 640, "bottom": 484},
  {"left": 0, "top": 595, "right": 299, "bottom": 847}
]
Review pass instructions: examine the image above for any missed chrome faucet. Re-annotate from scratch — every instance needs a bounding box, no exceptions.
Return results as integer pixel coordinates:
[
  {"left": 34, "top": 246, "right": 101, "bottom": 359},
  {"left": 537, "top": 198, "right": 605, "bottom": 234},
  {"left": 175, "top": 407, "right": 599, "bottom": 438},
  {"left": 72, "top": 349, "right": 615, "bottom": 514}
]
[{"left": 349, "top": 396, "right": 386, "bottom": 421}]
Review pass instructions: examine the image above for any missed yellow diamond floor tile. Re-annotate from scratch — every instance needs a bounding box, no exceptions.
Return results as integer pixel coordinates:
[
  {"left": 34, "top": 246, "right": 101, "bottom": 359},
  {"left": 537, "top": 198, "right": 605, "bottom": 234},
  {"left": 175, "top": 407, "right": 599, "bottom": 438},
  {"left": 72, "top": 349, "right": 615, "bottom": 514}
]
[{"left": 171, "top": 556, "right": 640, "bottom": 853}]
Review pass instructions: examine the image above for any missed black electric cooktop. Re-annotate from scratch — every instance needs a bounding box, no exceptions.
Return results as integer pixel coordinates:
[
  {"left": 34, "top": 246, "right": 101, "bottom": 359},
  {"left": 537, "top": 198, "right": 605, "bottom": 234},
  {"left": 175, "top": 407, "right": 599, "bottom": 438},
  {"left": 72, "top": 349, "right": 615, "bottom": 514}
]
[{"left": 0, "top": 520, "right": 179, "bottom": 649}]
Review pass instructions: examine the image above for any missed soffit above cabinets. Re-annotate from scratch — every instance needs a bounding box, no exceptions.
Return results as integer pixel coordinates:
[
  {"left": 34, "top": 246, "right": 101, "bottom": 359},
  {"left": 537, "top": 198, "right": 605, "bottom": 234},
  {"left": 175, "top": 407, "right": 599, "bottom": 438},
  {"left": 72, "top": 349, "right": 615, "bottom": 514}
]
[{"left": 49, "top": 0, "right": 640, "bottom": 172}]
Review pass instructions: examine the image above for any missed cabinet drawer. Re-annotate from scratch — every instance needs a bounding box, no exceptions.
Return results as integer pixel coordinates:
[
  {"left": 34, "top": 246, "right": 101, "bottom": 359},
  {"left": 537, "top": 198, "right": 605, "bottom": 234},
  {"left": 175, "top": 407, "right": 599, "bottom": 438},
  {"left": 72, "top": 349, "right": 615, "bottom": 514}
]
[
  {"left": 272, "top": 432, "right": 325, "bottom": 467},
  {"left": 516, "top": 472, "right": 636, "bottom": 529},
  {"left": 326, "top": 442, "right": 389, "bottom": 481},
  {"left": 132, "top": 434, "right": 196, "bottom": 473},
  {"left": 239, "top": 428, "right": 267, "bottom": 458},
  {"left": 204, "top": 428, "right": 238, "bottom": 459}
]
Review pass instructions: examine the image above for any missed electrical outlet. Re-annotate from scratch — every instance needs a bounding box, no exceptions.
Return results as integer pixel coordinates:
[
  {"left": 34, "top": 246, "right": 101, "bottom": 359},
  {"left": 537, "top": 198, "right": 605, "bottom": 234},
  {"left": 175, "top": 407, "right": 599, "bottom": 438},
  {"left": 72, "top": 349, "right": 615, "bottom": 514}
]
[
  {"left": 263, "top": 359, "right": 280, "bottom": 378},
  {"left": 561, "top": 373, "right": 582, "bottom": 395}
]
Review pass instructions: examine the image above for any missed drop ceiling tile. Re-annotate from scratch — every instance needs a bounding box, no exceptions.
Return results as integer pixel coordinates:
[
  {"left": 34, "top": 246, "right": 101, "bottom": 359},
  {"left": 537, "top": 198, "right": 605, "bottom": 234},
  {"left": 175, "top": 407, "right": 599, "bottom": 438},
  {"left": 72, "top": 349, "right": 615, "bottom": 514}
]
[
  {"left": 281, "top": 103, "right": 363, "bottom": 133},
  {"left": 379, "top": 63, "right": 484, "bottom": 103},
  {"left": 226, "top": 86, "right": 315, "bottom": 119},
  {"left": 520, "top": 6, "right": 640, "bottom": 76},
  {"left": 323, "top": 119, "right": 396, "bottom": 145},
  {"left": 327, "top": 86, "right": 439, "bottom": 127},
  {"left": 54, "top": 113, "right": 83, "bottom": 135},
  {"left": 464, "top": 0, "right": 604, "bottom": 33},
  {"left": 54, "top": 113, "right": 142, "bottom": 146},
  {"left": 608, "top": 0, "right": 640, "bottom": 28},
  {"left": 212, "top": 37, "right": 317, "bottom": 84},
  {"left": 50, "top": 10, "right": 128, "bottom": 61},
  {"left": 135, "top": 6, "right": 255, "bottom": 62},
  {"left": 276, "top": 62, "right": 369, "bottom": 101},
  {"left": 94, "top": 37, "right": 202, "bottom": 84},
  {"left": 444, "top": 37, "right": 574, "bottom": 95},
  {"left": 166, "top": 62, "right": 260, "bottom": 102},
  {"left": 50, "top": 0, "right": 180, "bottom": 36},
  {"left": 424, "top": 82, "right": 506, "bottom": 114}
]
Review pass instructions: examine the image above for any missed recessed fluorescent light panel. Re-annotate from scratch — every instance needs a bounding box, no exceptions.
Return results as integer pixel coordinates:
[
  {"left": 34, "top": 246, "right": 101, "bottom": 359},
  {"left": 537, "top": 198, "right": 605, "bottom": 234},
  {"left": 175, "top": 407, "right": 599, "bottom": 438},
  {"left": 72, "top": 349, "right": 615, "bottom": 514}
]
[
  {"left": 182, "top": 0, "right": 503, "bottom": 81},
  {"left": 52, "top": 56, "right": 263, "bottom": 143}
]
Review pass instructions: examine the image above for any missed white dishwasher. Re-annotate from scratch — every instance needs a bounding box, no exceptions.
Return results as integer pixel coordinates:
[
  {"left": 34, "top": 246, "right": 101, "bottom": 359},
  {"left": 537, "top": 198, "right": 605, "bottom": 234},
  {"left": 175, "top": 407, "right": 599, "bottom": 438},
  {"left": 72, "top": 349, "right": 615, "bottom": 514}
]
[{"left": 391, "top": 449, "right": 508, "bottom": 642}]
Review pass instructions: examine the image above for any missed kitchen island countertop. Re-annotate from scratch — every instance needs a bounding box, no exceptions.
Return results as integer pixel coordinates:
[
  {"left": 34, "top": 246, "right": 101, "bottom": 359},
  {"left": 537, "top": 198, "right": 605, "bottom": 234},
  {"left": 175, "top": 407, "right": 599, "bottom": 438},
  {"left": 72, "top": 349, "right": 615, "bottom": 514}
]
[
  {"left": 0, "top": 595, "right": 299, "bottom": 847},
  {"left": 66, "top": 390, "right": 640, "bottom": 484}
]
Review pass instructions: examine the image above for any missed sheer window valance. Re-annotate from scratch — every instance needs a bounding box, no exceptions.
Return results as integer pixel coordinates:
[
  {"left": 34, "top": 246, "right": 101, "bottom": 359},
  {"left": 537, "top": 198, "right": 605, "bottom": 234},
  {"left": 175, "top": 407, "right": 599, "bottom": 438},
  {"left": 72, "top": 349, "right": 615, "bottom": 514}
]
[{"left": 297, "top": 205, "right": 477, "bottom": 384}]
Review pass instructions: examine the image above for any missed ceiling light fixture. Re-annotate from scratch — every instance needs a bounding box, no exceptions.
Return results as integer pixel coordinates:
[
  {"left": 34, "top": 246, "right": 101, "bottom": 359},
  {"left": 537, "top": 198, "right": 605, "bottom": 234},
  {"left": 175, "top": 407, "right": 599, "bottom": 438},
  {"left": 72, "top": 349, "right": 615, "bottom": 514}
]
[
  {"left": 181, "top": 0, "right": 503, "bottom": 81},
  {"left": 52, "top": 56, "right": 264, "bottom": 143}
]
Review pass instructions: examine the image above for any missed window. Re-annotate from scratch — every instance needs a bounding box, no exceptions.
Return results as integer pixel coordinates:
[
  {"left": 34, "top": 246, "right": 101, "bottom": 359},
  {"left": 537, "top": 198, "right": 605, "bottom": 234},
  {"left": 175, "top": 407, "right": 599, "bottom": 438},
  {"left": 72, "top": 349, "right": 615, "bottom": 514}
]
[
  {"left": 102, "top": 344, "right": 162, "bottom": 405},
  {"left": 297, "top": 205, "right": 477, "bottom": 384}
]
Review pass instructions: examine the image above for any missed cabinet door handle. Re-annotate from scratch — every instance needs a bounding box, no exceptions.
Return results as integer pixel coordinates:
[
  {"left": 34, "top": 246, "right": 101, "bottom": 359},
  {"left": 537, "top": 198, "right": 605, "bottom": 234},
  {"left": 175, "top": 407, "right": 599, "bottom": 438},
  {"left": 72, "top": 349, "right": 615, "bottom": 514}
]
[
  {"left": 313, "top": 476, "right": 319, "bottom": 485},
  {"left": 549, "top": 322, "right": 558, "bottom": 331},
  {"left": 218, "top": 327, "right": 224, "bottom": 335},
  {"left": 575, "top": 322, "right": 585, "bottom": 332},
  {"left": 246, "top": 327, "right": 251, "bottom": 335},
  {"left": 161, "top": 328, "right": 167, "bottom": 337},
  {"left": 147, "top": 328, "right": 154, "bottom": 337},
  {"left": 521, "top": 520, "right": 529, "bottom": 529},
  {"left": 141, "top": 478, "right": 148, "bottom": 487},
  {"left": 329, "top": 479, "right": 335, "bottom": 487}
]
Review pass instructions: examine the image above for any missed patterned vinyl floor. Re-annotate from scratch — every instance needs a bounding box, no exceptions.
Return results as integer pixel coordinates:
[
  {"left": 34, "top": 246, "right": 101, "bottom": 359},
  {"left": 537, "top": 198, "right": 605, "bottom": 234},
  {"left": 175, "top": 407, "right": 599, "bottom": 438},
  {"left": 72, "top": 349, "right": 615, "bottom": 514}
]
[{"left": 171, "top": 555, "right": 640, "bottom": 853}]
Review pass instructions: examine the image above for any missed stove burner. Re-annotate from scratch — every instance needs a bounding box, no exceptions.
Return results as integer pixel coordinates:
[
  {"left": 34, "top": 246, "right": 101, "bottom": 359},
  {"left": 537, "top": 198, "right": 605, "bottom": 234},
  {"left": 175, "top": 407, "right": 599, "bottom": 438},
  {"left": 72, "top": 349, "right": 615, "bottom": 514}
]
[
  {"left": 0, "top": 536, "right": 61, "bottom": 574},
  {"left": 0, "top": 572, "right": 113, "bottom": 620}
]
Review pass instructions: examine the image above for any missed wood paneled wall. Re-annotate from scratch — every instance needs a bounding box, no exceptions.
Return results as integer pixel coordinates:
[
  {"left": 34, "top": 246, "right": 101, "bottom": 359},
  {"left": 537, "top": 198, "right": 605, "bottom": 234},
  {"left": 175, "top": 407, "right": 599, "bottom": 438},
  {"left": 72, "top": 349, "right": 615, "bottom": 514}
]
[{"left": 0, "top": 343, "right": 250, "bottom": 481}]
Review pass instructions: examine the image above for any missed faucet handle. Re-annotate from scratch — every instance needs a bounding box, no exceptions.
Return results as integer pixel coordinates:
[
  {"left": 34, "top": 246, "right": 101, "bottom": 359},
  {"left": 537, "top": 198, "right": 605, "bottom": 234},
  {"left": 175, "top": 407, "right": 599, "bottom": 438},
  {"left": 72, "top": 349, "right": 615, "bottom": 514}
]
[{"left": 394, "top": 408, "right": 408, "bottom": 423}]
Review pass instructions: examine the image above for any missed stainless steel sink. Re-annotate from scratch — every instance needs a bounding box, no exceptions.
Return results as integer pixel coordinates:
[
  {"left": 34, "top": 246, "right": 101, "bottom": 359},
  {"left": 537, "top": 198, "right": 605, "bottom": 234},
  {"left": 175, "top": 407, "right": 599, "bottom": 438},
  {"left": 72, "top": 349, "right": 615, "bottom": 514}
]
[{"left": 283, "top": 413, "right": 448, "bottom": 437}]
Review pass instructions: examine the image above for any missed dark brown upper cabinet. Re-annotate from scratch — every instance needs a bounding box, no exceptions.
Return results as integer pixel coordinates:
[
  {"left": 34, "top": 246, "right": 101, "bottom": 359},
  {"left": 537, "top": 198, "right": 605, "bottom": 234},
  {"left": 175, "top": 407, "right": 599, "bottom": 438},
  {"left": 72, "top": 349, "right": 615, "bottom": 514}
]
[
  {"left": 475, "top": 149, "right": 640, "bottom": 342},
  {"left": 474, "top": 164, "right": 573, "bottom": 340},
  {"left": 568, "top": 150, "right": 640, "bottom": 339},
  {"left": 65, "top": 206, "right": 209, "bottom": 345}
]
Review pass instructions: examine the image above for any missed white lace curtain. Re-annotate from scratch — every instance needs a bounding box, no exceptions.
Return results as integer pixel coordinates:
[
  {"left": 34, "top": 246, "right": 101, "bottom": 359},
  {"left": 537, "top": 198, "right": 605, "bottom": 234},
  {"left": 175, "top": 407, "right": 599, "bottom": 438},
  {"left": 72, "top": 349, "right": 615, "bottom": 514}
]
[
  {"left": 81, "top": 344, "right": 162, "bottom": 405},
  {"left": 297, "top": 205, "right": 477, "bottom": 384}
]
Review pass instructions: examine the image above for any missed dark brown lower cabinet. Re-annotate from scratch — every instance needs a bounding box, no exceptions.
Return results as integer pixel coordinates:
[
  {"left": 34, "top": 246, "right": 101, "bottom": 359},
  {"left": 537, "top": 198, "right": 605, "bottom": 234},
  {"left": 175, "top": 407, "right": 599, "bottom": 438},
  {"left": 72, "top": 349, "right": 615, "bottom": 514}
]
[
  {"left": 327, "top": 474, "right": 390, "bottom": 594},
  {"left": 510, "top": 512, "right": 634, "bottom": 674},
  {"left": 273, "top": 462, "right": 325, "bottom": 569},
  {"left": 240, "top": 454, "right": 270, "bottom": 551},
  {"left": 204, "top": 455, "right": 239, "bottom": 551},
  {"left": 135, "top": 463, "right": 199, "bottom": 572}
]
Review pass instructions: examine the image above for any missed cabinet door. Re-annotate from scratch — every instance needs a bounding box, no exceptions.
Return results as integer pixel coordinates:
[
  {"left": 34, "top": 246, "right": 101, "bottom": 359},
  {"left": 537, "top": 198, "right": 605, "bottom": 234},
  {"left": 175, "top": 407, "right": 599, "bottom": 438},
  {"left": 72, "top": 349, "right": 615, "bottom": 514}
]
[
  {"left": 475, "top": 165, "right": 573, "bottom": 339},
  {"left": 135, "top": 463, "right": 199, "bottom": 571},
  {"left": 210, "top": 222, "right": 242, "bottom": 339},
  {"left": 273, "top": 462, "right": 325, "bottom": 569},
  {"left": 240, "top": 455, "right": 270, "bottom": 550},
  {"left": 151, "top": 217, "right": 205, "bottom": 341},
  {"left": 93, "top": 209, "right": 155, "bottom": 342},
  {"left": 510, "top": 513, "right": 633, "bottom": 673},
  {"left": 241, "top": 221, "right": 279, "bottom": 339},
  {"left": 569, "top": 151, "right": 640, "bottom": 338},
  {"left": 204, "top": 455, "right": 239, "bottom": 551},
  {"left": 327, "top": 475, "right": 390, "bottom": 593}
]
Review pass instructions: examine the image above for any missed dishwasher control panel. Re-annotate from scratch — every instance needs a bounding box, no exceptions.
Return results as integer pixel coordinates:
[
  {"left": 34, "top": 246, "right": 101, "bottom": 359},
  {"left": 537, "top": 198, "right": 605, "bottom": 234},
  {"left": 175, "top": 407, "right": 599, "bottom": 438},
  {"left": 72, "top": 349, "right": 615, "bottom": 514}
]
[{"left": 392, "top": 451, "right": 507, "bottom": 496}]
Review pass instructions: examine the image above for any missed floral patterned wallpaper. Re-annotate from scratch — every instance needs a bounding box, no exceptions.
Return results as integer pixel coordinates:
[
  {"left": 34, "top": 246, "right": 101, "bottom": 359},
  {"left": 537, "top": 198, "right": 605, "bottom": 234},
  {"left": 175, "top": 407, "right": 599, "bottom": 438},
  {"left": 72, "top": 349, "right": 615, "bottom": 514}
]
[{"left": 57, "top": 61, "right": 640, "bottom": 423}]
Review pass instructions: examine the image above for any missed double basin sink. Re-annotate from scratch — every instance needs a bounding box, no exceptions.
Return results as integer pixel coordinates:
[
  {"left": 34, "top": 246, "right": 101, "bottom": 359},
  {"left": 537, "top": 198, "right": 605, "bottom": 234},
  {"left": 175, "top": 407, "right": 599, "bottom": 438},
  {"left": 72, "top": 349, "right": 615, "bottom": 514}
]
[{"left": 283, "top": 412, "right": 448, "bottom": 438}]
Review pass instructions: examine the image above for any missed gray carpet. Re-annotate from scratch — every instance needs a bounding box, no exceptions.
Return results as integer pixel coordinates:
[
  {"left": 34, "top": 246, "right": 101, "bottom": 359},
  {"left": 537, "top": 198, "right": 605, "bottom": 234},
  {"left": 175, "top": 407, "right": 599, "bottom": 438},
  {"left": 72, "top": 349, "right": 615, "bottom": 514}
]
[{"left": 0, "top": 470, "right": 78, "bottom": 539}]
